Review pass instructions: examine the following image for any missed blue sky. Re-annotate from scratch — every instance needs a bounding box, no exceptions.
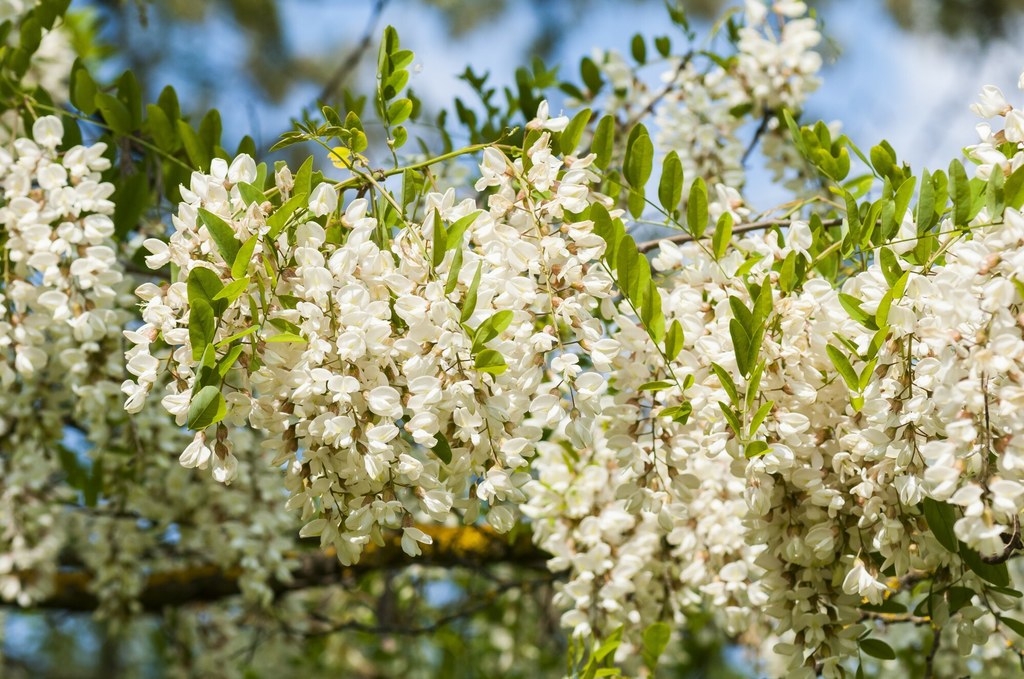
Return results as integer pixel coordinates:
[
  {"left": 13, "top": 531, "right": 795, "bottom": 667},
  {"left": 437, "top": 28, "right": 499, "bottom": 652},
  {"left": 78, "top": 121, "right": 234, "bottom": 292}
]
[{"left": 96, "top": 0, "right": 1024, "bottom": 199}]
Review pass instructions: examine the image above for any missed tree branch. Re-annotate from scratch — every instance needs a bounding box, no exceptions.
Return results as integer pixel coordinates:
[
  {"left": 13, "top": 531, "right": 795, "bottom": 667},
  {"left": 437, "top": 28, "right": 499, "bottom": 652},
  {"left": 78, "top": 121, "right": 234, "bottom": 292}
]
[
  {"left": 317, "top": 0, "right": 390, "bottom": 104},
  {"left": 636, "top": 217, "right": 843, "bottom": 254},
  {"left": 13, "top": 525, "right": 548, "bottom": 613},
  {"left": 741, "top": 108, "right": 773, "bottom": 166}
]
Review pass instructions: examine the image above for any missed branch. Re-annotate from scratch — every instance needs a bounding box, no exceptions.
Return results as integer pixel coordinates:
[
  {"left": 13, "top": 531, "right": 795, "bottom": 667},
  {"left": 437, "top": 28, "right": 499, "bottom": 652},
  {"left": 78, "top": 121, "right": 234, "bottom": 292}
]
[
  {"left": 295, "top": 574, "right": 557, "bottom": 638},
  {"left": 14, "top": 525, "right": 548, "bottom": 613},
  {"left": 635, "top": 217, "right": 843, "bottom": 254},
  {"left": 741, "top": 108, "right": 773, "bottom": 166},
  {"left": 317, "top": 0, "right": 390, "bottom": 104}
]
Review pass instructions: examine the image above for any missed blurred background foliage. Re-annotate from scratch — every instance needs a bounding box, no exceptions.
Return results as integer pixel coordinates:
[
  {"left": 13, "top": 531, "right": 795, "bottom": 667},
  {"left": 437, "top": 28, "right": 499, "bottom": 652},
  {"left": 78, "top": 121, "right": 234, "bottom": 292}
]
[{"left": 84, "top": 0, "right": 1024, "bottom": 110}]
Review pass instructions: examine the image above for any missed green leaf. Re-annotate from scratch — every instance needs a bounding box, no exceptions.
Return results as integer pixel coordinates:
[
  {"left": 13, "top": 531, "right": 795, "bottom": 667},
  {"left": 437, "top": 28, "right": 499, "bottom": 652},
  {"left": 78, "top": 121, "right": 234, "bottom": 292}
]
[
  {"left": 893, "top": 176, "right": 917, "bottom": 227},
  {"left": 266, "top": 193, "right": 306, "bottom": 240},
  {"left": 472, "top": 310, "right": 514, "bottom": 352},
  {"left": 269, "top": 317, "right": 302, "bottom": 336},
  {"left": 718, "top": 402, "right": 743, "bottom": 437},
  {"left": 687, "top": 177, "right": 709, "bottom": 238},
  {"left": 187, "top": 385, "right": 226, "bottom": 430},
  {"left": 779, "top": 251, "right": 797, "bottom": 293},
  {"left": 266, "top": 332, "right": 306, "bottom": 344},
  {"left": 218, "top": 344, "right": 244, "bottom": 377},
  {"left": 838, "top": 293, "right": 877, "bottom": 330},
  {"left": 638, "top": 380, "right": 674, "bottom": 391},
  {"left": 735, "top": 253, "right": 764, "bottom": 277},
  {"left": 859, "top": 638, "right": 895, "bottom": 660},
  {"left": 560, "top": 108, "right": 591, "bottom": 156},
  {"left": 112, "top": 172, "right": 150, "bottom": 238},
  {"left": 1000, "top": 616, "right": 1024, "bottom": 637},
  {"left": 95, "top": 92, "right": 132, "bottom": 135},
  {"left": 988, "top": 165, "right": 1006, "bottom": 217},
  {"left": 177, "top": 120, "right": 210, "bottom": 171},
  {"left": 70, "top": 60, "right": 98, "bottom": 114},
  {"left": 920, "top": 497, "right": 959, "bottom": 553},
  {"left": 216, "top": 324, "right": 258, "bottom": 348},
  {"left": 744, "top": 440, "right": 769, "bottom": 458},
  {"left": 942, "top": 586, "right": 975, "bottom": 614},
  {"left": 189, "top": 299, "right": 215, "bottom": 361},
  {"left": 713, "top": 212, "right": 732, "bottom": 260},
  {"left": 746, "top": 360, "right": 764, "bottom": 409},
  {"left": 580, "top": 56, "right": 604, "bottom": 94},
  {"left": 198, "top": 208, "right": 240, "bottom": 265},
  {"left": 950, "top": 159, "right": 971, "bottom": 225},
  {"left": 960, "top": 543, "right": 1009, "bottom": 586},
  {"left": 878, "top": 247, "right": 902, "bottom": 287},
  {"left": 860, "top": 599, "right": 908, "bottom": 615},
  {"left": 446, "top": 211, "right": 481, "bottom": 246},
  {"left": 234, "top": 181, "right": 263, "bottom": 206},
  {"left": 187, "top": 267, "right": 226, "bottom": 310},
  {"left": 616, "top": 236, "right": 642, "bottom": 304},
  {"left": 198, "top": 108, "right": 221, "bottom": 153},
  {"left": 630, "top": 34, "right": 647, "bottom": 64},
  {"left": 916, "top": 169, "right": 935, "bottom": 229},
  {"left": 212, "top": 277, "right": 249, "bottom": 303},
  {"left": 1006, "top": 164, "right": 1024, "bottom": 210},
  {"left": 431, "top": 433, "right": 453, "bottom": 464},
  {"left": 592, "top": 115, "right": 615, "bottom": 170},
  {"left": 729, "top": 318, "right": 750, "bottom": 376},
  {"left": 474, "top": 349, "right": 507, "bottom": 375},
  {"left": 623, "top": 124, "right": 654, "bottom": 189},
  {"left": 641, "top": 622, "right": 670, "bottom": 672},
  {"left": 641, "top": 281, "right": 665, "bottom": 343},
  {"left": 460, "top": 262, "right": 483, "bottom": 323},
  {"left": 658, "top": 151, "right": 684, "bottom": 214},
  {"left": 232, "top": 236, "right": 257, "bottom": 279},
  {"left": 594, "top": 626, "right": 623, "bottom": 662},
  {"left": 145, "top": 103, "right": 176, "bottom": 151},
  {"left": 294, "top": 156, "right": 314, "bottom": 199},
  {"left": 749, "top": 400, "right": 774, "bottom": 437},
  {"left": 387, "top": 98, "right": 413, "bottom": 125},
  {"left": 826, "top": 345, "right": 859, "bottom": 392},
  {"left": 445, "top": 248, "right": 463, "bottom": 295},
  {"left": 752, "top": 283, "right": 772, "bottom": 328},
  {"left": 710, "top": 363, "right": 738, "bottom": 405},
  {"left": 657, "top": 404, "right": 692, "bottom": 423},
  {"left": 432, "top": 211, "right": 448, "bottom": 268},
  {"left": 664, "top": 319, "right": 683, "bottom": 361},
  {"left": 654, "top": 36, "right": 671, "bottom": 57},
  {"left": 627, "top": 187, "right": 646, "bottom": 220}
]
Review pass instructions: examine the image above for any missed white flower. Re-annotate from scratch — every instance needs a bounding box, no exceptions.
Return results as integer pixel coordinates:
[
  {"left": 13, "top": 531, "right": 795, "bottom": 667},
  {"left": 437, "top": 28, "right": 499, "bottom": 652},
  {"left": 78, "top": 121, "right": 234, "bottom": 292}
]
[
  {"left": 400, "top": 527, "right": 433, "bottom": 557},
  {"left": 366, "top": 385, "right": 403, "bottom": 420},
  {"left": 971, "top": 85, "right": 1011, "bottom": 118},
  {"left": 308, "top": 183, "right": 338, "bottom": 217},
  {"left": 32, "top": 115, "right": 63, "bottom": 148},
  {"left": 179, "top": 434, "right": 212, "bottom": 469},
  {"left": 212, "top": 451, "right": 238, "bottom": 484}
]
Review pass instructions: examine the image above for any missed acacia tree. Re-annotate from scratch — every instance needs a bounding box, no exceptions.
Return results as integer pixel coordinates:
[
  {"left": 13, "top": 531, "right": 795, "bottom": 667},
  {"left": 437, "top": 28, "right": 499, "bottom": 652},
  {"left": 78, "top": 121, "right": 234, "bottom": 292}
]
[{"left": 3, "top": 1, "right": 1024, "bottom": 677}]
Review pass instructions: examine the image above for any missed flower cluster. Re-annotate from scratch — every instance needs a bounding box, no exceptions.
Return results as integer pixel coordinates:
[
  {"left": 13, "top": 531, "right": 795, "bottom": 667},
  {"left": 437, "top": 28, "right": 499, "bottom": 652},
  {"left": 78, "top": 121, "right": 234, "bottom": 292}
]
[
  {"left": 653, "top": 0, "right": 821, "bottom": 200},
  {"left": 123, "top": 108, "right": 628, "bottom": 565},
  {"left": 528, "top": 72, "right": 1024, "bottom": 676}
]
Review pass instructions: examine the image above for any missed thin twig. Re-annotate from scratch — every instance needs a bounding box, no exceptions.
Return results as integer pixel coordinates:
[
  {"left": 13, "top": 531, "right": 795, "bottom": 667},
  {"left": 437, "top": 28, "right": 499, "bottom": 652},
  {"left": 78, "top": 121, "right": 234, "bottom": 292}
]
[
  {"left": 318, "top": 0, "right": 390, "bottom": 104},
  {"left": 923, "top": 626, "right": 941, "bottom": 679},
  {"left": 295, "top": 575, "right": 558, "bottom": 638},
  {"left": 635, "top": 216, "right": 842, "bottom": 253},
  {"left": 622, "top": 51, "right": 694, "bottom": 131},
  {"left": 742, "top": 108, "right": 774, "bottom": 166}
]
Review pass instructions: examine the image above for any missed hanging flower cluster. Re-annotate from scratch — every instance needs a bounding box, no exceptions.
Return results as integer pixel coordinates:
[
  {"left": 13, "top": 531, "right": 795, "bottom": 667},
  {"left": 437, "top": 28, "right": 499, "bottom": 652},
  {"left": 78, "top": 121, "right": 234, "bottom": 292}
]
[
  {"left": 528, "top": 71, "right": 1024, "bottom": 675},
  {"left": 123, "top": 108, "right": 633, "bottom": 565}
]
